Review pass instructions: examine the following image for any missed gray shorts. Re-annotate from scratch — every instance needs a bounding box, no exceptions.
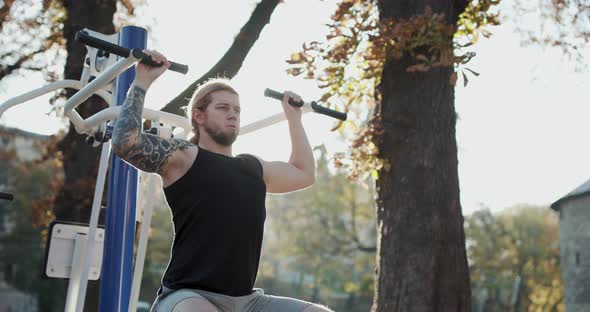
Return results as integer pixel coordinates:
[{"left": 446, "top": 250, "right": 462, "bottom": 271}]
[{"left": 150, "top": 287, "right": 319, "bottom": 312}]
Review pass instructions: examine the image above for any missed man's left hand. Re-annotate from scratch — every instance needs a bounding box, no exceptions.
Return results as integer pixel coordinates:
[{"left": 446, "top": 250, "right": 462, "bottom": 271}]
[{"left": 281, "top": 91, "right": 303, "bottom": 122}]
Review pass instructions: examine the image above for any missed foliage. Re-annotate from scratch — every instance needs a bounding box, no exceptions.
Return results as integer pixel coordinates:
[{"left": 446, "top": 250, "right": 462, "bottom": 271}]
[
  {"left": 465, "top": 205, "right": 564, "bottom": 311},
  {"left": 0, "top": 0, "right": 145, "bottom": 104},
  {"left": 0, "top": 0, "right": 67, "bottom": 84},
  {"left": 0, "top": 136, "right": 66, "bottom": 311},
  {"left": 138, "top": 182, "right": 174, "bottom": 303},
  {"left": 511, "top": 0, "right": 590, "bottom": 66},
  {"left": 286, "top": 0, "right": 500, "bottom": 179},
  {"left": 258, "top": 145, "right": 377, "bottom": 311}
]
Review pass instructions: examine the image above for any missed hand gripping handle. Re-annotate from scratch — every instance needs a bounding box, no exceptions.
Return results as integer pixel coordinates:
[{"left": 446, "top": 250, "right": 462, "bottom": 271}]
[
  {"left": 264, "top": 88, "right": 347, "bottom": 121},
  {"left": 75, "top": 30, "right": 188, "bottom": 74}
]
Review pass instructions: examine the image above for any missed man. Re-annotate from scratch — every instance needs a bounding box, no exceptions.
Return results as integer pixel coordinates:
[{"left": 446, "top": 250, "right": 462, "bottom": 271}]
[{"left": 111, "top": 50, "right": 333, "bottom": 312}]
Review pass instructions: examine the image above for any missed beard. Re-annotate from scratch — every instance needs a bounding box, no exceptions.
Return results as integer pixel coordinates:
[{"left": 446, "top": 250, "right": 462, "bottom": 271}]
[{"left": 203, "top": 121, "right": 238, "bottom": 146}]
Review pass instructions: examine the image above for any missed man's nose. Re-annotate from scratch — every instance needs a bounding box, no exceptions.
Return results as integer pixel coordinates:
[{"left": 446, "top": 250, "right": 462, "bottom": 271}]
[{"left": 227, "top": 112, "right": 238, "bottom": 121}]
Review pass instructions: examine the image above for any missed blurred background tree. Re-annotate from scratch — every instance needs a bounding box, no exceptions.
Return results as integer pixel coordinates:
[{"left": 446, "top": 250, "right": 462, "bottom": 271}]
[
  {"left": 259, "top": 145, "right": 377, "bottom": 311},
  {"left": 467, "top": 205, "right": 563, "bottom": 312},
  {"left": 0, "top": 130, "right": 65, "bottom": 312}
]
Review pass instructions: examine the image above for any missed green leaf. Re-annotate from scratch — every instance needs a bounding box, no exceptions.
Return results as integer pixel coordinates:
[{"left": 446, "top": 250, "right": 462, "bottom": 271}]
[{"left": 286, "top": 67, "right": 304, "bottom": 77}]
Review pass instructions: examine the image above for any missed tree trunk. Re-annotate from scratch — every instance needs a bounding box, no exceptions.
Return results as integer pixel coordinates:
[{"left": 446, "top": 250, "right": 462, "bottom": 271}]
[
  {"left": 55, "top": 1, "right": 117, "bottom": 311},
  {"left": 371, "top": 1, "right": 470, "bottom": 311},
  {"left": 56, "top": 0, "right": 115, "bottom": 222}
]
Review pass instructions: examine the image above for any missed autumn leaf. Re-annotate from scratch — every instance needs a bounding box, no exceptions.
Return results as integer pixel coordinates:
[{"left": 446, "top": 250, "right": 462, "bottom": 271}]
[
  {"left": 286, "top": 52, "right": 307, "bottom": 64},
  {"left": 450, "top": 72, "right": 458, "bottom": 86},
  {"left": 320, "top": 92, "right": 333, "bottom": 102},
  {"left": 286, "top": 67, "right": 304, "bottom": 76},
  {"left": 462, "top": 70, "right": 469, "bottom": 87}
]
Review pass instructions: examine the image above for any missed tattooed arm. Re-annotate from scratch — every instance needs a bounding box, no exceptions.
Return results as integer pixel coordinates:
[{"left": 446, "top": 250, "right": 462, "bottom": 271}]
[
  {"left": 111, "top": 50, "right": 197, "bottom": 181},
  {"left": 111, "top": 85, "right": 194, "bottom": 176}
]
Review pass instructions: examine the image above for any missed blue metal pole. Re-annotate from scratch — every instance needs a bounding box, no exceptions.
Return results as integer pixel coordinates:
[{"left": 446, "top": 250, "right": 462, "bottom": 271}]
[{"left": 100, "top": 26, "right": 147, "bottom": 312}]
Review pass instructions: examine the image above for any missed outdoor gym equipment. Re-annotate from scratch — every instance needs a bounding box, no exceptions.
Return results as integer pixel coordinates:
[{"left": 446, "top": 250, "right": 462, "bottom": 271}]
[{"left": 0, "top": 26, "right": 347, "bottom": 312}]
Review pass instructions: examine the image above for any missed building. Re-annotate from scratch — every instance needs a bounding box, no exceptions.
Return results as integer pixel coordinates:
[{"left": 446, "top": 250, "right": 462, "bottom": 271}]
[
  {"left": 0, "top": 125, "right": 49, "bottom": 161},
  {"left": 551, "top": 179, "right": 590, "bottom": 312}
]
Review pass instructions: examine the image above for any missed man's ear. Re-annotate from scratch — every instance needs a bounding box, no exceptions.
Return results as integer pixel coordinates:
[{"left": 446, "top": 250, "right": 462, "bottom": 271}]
[{"left": 193, "top": 109, "right": 205, "bottom": 126}]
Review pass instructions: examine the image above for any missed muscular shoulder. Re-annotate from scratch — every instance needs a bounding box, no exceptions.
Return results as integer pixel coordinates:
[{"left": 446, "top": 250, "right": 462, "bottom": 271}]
[
  {"left": 237, "top": 154, "right": 264, "bottom": 177},
  {"left": 160, "top": 142, "right": 199, "bottom": 187},
  {"left": 245, "top": 155, "right": 314, "bottom": 194}
]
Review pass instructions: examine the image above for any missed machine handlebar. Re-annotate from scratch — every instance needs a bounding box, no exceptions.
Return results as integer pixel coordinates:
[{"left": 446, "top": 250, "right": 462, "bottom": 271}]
[
  {"left": 0, "top": 192, "right": 14, "bottom": 201},
  {"left": 75, "top": 31, "right": 189, "bottom": 74},
  {"left": 264, "top": 88, "right": 347, "bottom": 121}
]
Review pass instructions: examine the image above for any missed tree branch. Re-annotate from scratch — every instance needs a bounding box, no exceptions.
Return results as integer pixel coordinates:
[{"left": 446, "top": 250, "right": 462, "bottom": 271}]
[
  {"left": 118, "top": 0, "right": 136, "bottom": 15},
  {"left": 0, "top": 0, "right": 15, "bottom": 32},
  {"left": 21, "top": 65, "right": 45, "bottom": 71},
  {"left": 0, "top": 30, "right": 59, "bottom": 81},
  {"left": 160, "top": 0, "right": 281, "bottom": 115},
  {"left": 0, "top": 47, "right": 46, "bottom": 80}
]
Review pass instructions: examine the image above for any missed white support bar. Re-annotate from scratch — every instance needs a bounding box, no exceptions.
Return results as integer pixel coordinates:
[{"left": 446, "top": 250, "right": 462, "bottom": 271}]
[
  {"left": 129, "top": 173, "right": 158, "bottom": 312},
  {"left": 239, "top": 102, "right": 314, "bottom": 136},
  {"left": 64, "top": 234, "right": 88, "bottom": 312},
  {"left": 82, "top": 106, "right": 192, "bottom": 135},
  {"left": 0, "top": 80, "right": 111, "bottom": 119},
  {"left": 75, "top": 142, "right": 111, "bottom": 312},
  {"left": 64, "top": 56, "right": 138, "bottom": 134},
  {"left": 1, "top": 58, "right": 317, "bottom": 140}
]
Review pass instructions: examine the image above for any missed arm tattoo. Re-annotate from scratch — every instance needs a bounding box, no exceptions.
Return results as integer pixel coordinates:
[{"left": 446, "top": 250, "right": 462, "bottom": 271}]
[
  {"left": 122, "top": 136, "right": 192, "bottom": 173},
  {"left": 112, "top": 85, "right": 146, "bottom": 149},
  {"left": 112, "top": 85, "right": 193, "bottom": 173}
]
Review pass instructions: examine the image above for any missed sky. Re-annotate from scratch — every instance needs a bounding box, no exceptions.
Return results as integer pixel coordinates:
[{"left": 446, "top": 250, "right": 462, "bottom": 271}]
[{"left": 0, "top": 0, "right": 588, "bottom": 215}]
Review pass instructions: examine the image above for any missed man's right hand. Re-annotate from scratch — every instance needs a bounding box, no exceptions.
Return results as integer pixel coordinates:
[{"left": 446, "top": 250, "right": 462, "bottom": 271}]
[{"left": 134, "top": 49, "right": 171, "bottom": 90}]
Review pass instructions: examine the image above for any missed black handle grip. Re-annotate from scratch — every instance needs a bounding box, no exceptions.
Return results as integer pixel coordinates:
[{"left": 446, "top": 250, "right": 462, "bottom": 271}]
[
  {"left": 0, "top": 192, "right": 14, "bottom": 201},
  {"left": 311, "top": 102, "right": 347, "bottom": 121},
  {"left": 130, "top": 49, "right": 188, "bottom": 74},
  {"left": 264, "top": 88, "right": 304, "bottom": 107},
  {"left": 75, "top": 30, "right": 129, "bottom": 57},
  {"left": 264, "top": 88, "right": 347, "bottom": 121},
  {"left": 75, "top": 30, "right": 188, "bottom": 74}
]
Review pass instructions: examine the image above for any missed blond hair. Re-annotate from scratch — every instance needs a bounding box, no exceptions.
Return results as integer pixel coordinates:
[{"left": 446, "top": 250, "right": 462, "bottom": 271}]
[{"left": 186, "top": 78, "right": 238, "bottom": 144}]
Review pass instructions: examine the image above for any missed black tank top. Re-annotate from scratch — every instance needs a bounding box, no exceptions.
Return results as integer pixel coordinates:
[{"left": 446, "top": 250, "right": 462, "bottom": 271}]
[{"left": 161, "top": 147, "right": 266, "bottom": 296}]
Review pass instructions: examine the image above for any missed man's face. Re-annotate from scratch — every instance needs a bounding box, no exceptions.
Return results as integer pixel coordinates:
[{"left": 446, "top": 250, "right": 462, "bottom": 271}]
[{"left": 198, "top": 90, "right": 240, "bottom": 146}]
